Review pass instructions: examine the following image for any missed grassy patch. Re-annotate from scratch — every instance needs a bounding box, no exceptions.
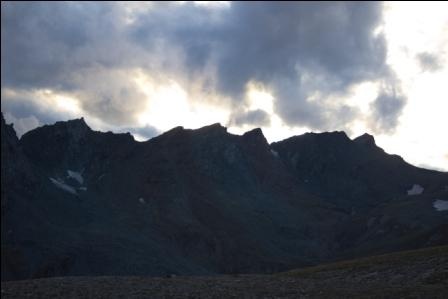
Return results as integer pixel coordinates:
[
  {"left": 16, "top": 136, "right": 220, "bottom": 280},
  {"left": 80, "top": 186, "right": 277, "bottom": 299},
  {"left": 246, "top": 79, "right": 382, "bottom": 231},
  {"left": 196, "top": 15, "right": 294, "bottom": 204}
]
[{"left": 281, "top": 245, "right": 448, "bottom": 278}]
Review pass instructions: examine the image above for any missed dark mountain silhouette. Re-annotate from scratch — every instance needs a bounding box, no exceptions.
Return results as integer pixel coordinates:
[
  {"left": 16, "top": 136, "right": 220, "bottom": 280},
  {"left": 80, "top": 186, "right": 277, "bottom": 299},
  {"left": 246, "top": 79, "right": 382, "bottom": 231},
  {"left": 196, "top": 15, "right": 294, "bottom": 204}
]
[{"left": 1, "top": 113, "right": 447, "bottom": 281}]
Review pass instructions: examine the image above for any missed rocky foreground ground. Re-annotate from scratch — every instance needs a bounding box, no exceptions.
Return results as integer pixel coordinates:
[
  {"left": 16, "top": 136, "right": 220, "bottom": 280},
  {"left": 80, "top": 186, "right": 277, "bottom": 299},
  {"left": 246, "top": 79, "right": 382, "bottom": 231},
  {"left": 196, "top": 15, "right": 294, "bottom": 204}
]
[{"left": 2, "top": 246, "right": 447, "bottom": 299}]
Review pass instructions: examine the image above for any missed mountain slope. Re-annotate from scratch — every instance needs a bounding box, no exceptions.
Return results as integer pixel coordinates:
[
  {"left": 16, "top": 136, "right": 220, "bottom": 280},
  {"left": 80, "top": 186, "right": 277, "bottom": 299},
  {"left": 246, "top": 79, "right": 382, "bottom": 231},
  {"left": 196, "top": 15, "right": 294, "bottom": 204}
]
[
  {"left": 271, "top": 131, "right": 448, "bottom": 257},
  {"left": 2, "top": 114, "right": 447, "bottom": 280}
]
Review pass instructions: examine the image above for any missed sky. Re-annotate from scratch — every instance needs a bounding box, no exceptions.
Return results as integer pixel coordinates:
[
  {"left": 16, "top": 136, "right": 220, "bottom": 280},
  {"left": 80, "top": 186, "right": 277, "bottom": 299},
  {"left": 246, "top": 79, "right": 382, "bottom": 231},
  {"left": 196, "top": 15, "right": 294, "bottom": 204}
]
[{"left": 1, "top": 1, "right": 447, "bottom": 171}]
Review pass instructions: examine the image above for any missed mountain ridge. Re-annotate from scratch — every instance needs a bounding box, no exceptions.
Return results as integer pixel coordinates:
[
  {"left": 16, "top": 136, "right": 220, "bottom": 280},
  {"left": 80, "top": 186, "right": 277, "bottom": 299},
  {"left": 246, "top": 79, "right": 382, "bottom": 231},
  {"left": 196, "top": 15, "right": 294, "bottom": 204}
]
[
  {"left": 9, "top": 115, "right": 448, "bottom": 175},
  {"left": 2, "top": 113, "right": 447, "bottom": 281}
]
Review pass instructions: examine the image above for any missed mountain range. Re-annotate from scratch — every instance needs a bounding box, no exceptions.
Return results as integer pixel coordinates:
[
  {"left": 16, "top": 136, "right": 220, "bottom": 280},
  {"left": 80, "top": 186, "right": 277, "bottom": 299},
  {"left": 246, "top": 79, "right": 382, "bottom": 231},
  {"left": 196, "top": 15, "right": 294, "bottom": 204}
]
[{"left": 1, "top": 112, "right": 447, "bottom": 281}]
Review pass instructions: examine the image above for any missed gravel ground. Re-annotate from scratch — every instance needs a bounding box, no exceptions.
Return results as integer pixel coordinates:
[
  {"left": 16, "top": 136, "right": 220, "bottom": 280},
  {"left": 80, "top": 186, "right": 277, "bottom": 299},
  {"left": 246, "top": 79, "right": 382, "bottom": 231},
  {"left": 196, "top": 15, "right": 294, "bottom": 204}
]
[
  {"left": 2, "top": 246, "right": 448, "bottom": 299},
  {"left": 1, "top": 274, "right": 447, "bottom": 299}
]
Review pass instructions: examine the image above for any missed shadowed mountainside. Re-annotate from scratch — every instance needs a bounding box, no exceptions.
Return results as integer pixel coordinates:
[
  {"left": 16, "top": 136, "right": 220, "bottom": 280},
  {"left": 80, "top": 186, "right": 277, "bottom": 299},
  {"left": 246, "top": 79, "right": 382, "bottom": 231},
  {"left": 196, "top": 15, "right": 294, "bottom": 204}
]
[{"left": 1, "top": 113, "right": 447, "bottom": 281}]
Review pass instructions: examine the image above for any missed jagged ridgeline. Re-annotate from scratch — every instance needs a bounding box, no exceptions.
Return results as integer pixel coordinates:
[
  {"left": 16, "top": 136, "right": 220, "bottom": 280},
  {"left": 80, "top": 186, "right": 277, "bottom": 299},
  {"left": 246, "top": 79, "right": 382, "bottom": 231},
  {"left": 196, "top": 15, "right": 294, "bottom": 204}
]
[{"left": 1, "top": 113, "right": 447, "bottom": 281}]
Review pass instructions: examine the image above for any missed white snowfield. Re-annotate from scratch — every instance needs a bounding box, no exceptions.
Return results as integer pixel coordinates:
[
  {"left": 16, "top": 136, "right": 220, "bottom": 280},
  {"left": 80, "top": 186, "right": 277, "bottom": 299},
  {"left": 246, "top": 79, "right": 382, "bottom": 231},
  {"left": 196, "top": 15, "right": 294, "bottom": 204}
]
[
  {"left": 407, "top": 184, "right": 424, "bottom": 195},
  {"left": 433, "top": 199, "right": 448, "bottom": 211},
  {"left": 67, "top": 170, "right": 84, "bottom": 185},
  {"left": 49, "top": 177, "right": 77, "bottom": 195}
]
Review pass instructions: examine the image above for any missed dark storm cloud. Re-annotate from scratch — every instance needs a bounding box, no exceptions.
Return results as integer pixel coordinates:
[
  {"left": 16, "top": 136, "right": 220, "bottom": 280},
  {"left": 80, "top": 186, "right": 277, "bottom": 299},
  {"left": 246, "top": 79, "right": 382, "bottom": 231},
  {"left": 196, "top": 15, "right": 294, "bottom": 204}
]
[
  {"left": 229, "top": 109, "right": 271, "bottom": 127},
  {"left": 218, "top": 2, "right": 389, "bottom": 100},
  {"left": 1, "top": 1, "right": 403, "bottom": 134},
  {"left": 130, "top": 1, "right": 393, "bottom": 131},
  {"left": 1, "top": 2, "right": 121, "bottom": 90},
  {"left": 369, "top": 83, "right": 406, "bottom": 134},
  {"left": 417, "top": 52, "right": 442, "bottom": 72}
]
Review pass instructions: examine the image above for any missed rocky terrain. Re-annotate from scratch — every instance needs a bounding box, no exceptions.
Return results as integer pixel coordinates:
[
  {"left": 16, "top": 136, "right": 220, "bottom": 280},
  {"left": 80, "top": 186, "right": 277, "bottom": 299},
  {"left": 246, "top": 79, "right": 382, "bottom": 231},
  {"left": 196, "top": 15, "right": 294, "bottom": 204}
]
[
  {"left": 2, "top": 245, "right": 447, "bottom": 298},
  {"left": 1, "top": 113, "right": 448, "bottom": 281}
]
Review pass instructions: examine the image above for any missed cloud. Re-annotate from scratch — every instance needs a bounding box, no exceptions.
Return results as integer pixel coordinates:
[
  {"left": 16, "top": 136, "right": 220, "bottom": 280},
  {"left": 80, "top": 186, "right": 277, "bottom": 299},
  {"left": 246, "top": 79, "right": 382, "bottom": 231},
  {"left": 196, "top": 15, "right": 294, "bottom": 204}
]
[
  {"left": 1, "top": 2, "right": 154, "bottom": 127},
  {"left": 416, "top": 52, "right": 442, "bottom": 72},
  {"left": 2, "top": 111, "right": 40, "bottom": 138},
  {"left": 0, "top": 87, "right": 159, "bottom": 140},
  {"left": 115, "top": 124, "right": 160, "bottom": 141},
  {"left": 70, "top": 68, "right": 149, "bottom": 126},
  {"left": 1, "top": 88, "right": 82, "bottom": 131},
  {"left": 368, "top": 82, "right": 406, "bottom": 134},
  {"left": 229, "top": 109, "right": 271, "bottom": 127},
  {"left": 417, "top": 163, "right": 447, "bottom": 172},
  {"left": 1, "top": 2, "right": 403, "bottom": 135}
]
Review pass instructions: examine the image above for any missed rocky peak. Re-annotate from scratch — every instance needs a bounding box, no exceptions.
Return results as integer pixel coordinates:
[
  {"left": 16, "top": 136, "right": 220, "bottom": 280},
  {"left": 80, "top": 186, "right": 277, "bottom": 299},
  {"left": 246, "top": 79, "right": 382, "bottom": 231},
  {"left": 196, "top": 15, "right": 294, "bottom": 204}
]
[
  {"left": 279, "top": 131, "right": 351, "bottom": 149},
  {"left": 152, "top": 126, "right": 185, "bottom": 142},
  {"left": 196, "top": 123, "right": 227, "bottom": 135},
  {"left": 353, "top": 133, "right": 376, "bottom": 147},
  {"left": 1, "top": 112, "right": 19, "bottom": 145},
  {"left": 20, "top": 117, "right": 92, "bottom": 146},
  {"left": 242, "top": 128, "right": 268, "bottom": 147},
  {"left": 61, "top": 117, "right": 91, "bottom": 137},
  {"left": 1, "top": 112, "right": 38, "bottom": 203},
  {"left": 65, "top": 117, "right": 89, "bottom": 128}
]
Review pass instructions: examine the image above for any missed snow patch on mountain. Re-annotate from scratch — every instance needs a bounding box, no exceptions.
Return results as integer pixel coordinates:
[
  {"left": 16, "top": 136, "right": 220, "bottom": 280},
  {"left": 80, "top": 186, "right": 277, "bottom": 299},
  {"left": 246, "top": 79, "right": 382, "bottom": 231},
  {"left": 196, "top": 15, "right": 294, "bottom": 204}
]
[
  {"left": 49, "top": 177, "right": 77, "bottom": 195},
  {"left": 433, "top": 199, "right": 448, "bottom": 211},
  {"left": 407, "top": 184, "right": 424, "bottom": 195},
  {"left": 67, "top": 170, "right": 84, "bottom": 184}
]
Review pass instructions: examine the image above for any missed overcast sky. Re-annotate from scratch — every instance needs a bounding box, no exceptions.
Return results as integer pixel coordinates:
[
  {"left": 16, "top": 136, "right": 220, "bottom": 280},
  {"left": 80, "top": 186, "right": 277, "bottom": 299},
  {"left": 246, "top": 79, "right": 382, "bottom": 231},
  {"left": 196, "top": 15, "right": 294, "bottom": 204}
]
[{"left": 1, "top": 1, "right": 447, "bottom": 171}]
